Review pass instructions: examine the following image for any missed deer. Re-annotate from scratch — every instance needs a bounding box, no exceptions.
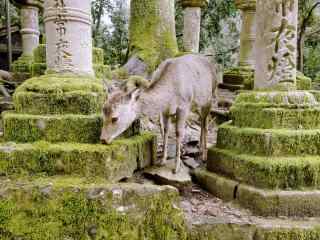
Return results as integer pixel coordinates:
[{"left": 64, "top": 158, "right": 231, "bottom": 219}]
[{"left": 100, "top": 54, "right": 218, "bottom": 174}]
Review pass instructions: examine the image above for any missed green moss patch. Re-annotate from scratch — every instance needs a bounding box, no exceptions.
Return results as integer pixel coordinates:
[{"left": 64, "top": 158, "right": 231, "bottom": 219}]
[
  {"left": 297, "top": 72, "right": 312, "bottom": 90},
  {"left": 3, "top": 112, "right": 102, "bottom": 143},
  {"left": 0, "top": 179, "right": 186, "bottom": 240},
  {"left": 33, "top": 44, "right": 46, "bottom": 63},
  {"left": 232, "top": 106, "right": 320, "bottom": 129},
  {"left": 13, "top": 74, "right": 105, "bottom": 115},
  {"left": 223, "top": 67, "right": 254, "bottom": 90},
  {"left": 217, "top": 124, "right": 320, "bottom": 156},
  {"left": 129, "top": 0, "right": 178, "bottom": 72},
  {"left": 207, "top": 148, "right": 320, "bottom": 190},
  {"left": 0, "top": 133, "right": 156, "bottom": 181}
]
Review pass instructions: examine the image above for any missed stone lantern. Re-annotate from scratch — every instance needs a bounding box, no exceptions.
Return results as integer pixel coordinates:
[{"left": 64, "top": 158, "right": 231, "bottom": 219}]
[
  {"left": 10, "top": 0, "right": 43, "bottom": 80},
  {"left": 235, "top": 0, "right": 256, "bottom": 69},
  {"left": 219, "top": 0, "right": 256, "bottom": 91},
  {"left": 181, "top": 0, "right": 207, "bottom": 53}
]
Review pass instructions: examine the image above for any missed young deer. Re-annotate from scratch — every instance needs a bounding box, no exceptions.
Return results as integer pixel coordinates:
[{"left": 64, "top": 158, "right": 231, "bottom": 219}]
[{"left": 101, "top": 54, "right": 218, "bottom": 173}]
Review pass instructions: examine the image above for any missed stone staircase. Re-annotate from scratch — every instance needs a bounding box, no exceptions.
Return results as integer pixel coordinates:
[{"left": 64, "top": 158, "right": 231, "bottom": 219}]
[{"left": 195, "top": 90, "right": 320, "bottom": 238}]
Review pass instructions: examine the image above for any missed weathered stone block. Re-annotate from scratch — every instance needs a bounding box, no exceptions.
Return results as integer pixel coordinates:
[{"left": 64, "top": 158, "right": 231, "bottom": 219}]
[
  {"left": 0, "top": 133, "right": 156, "bottom": 180},
  {"left": 0, "top": 178, "right": 184, "bottom": 239},
  {"left": 217, "top": 124, "right": 320, "bottom": 156},
  {"left": 194, "top": 169, "right": 320, "bottom": 217},
  {"left": 13, "top": 74, "right": 105, "bottom": 115},
  {"left": 207, "top": 148, "right": 320, "bottom": 190}
]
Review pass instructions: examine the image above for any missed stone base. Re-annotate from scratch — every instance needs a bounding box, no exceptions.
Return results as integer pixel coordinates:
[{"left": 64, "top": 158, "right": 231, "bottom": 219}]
[
  {"left": 297, "top": 71, "right": 312, "bottom": 90},
  {"left": 220, "top": 66, "right": 254, "bottom": 91},
  {"left": 194, "top": 169, "right": 320, "bottom": 218},
  {"left": 2, "top": 112, "right": 140, "bottom": 143},
  {"left": 204, "top": 90, "right": 320, "bottom": 218},
  {"left": 0, "top": 178, "right": 185, "bottom": 239},
  {"left": 11, "top": 55, "right": 33, "bottom": 82},
  {"left": 0, "top": 133, "right": 156, "bottom": 182}
]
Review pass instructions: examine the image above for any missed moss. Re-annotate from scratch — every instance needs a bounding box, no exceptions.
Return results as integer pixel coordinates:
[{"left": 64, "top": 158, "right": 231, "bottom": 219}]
[
  {"left": 31, "top": 63, "right": 47, "bottom": 77},
  {"left": 216, "top": 123, "right": 320, "bottom": 156},
  {"left": 11, "top": 54, "right": 33, "bottom": 74},
  {"left": 3, "top": 112, "right": 103, "bottom": 143},
  {"left": 112, "top": 67, "right": 130, "bottom": 80},
  {"left": 33, "top": 44, "right": 46, "bottom": 63},
  {"left": 231, "top": 106, "right": 320, "bottom": 129},
  {"left": 207, "top": 147, "right": 320, "bottom": 190},
  {"left": 93, "top": 47, "right": 105, "bottom": 65},
  {"left": 195, "top": 169, "right": 320, "bottom": 218},
  {"left": 255, "top": 226, "right": 320, "bottom": 240},
  {"left": 0, "top": 132, "right": 157, "bottom": 181},
  {"left": 297, "top": 71, "right": 312, "bottom": 90},
  {"left": 223, "top": 67, "right": 254, "bottom": 90},
  {"left": 0, "top": 179, "right": 187, "bottom": 240},
  {"left": 129, "top": 0, "right": 178, "bottom": 72},
  {"left": 13, "top": 74, "right": 105, "bottom": 115},
  {"left": 93, "top": 64, "right": 112, "bottom": 79}
]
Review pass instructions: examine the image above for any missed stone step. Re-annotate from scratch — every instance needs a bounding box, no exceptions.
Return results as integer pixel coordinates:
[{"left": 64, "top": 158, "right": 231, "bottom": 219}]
[
  {"left": 231, "top": 105, "right": 320, "bottom": 129},
  {"left": 194, "top": 169, "right": 320, "bottom": 217},
  {"left": 3, "top": 112, "right": 140, "bottom": 143},
  {"left": 0, "top": 133, "right": 156, "bottom": 181},
  {"left": 217, "top": 124, "right": 320, "bottom": 156},
  {"left": 218, "top": 83, "right": 244, "bottom": 91},
  {"left": 0, "top": 176, "right": 184, "bottom": 239},
  {"left": 13, "top": 74, "right": 105, "bottom": 115},
  {"left": 207, "top": 148, "right": 320, "bottom": 190}
]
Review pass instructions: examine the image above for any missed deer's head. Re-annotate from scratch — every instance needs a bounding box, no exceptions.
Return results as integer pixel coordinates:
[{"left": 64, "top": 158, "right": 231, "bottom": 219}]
[{"left": 100, "top": 81, "right": 141, "bottom": 144}]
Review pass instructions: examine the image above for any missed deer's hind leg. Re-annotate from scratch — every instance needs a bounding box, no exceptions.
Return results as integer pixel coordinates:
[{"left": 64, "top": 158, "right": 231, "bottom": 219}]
[
  {"left": 200, "top": 105, "right": 211, "bottom": 161},
  {"left": 160, "top": 113, "right": 170, "bottom": 166},
  {"left": 174, "top": 108, "right": 189, "bottom": 174}
]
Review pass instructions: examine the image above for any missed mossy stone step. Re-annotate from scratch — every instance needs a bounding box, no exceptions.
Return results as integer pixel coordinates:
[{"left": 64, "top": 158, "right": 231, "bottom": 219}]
[
  {"left": 234, "top": 91, "right": 318, "bottom": 107},
  {"left": 13, "top": 74, "right": 105, "bottom": 115},
  {"left": 3, "top": 112, "right": 140, "bottom": 143},
  {"left": 231, "top": 106, "right": 320, "bottom": 129},
  {"left": 195, "top": 169, "right": 320, "bottom": 217},
  {"left": 208, "top": 148, "right": 320, "bottom": 190},
  {"left": 0, "top": 177, "right": 186, "bottom": 240},
  {"left": 217, "top": 124, "right": 320, "bottom": 156},
  {"left": 0, "top": 133, "right": 156, "bottom": 181}
]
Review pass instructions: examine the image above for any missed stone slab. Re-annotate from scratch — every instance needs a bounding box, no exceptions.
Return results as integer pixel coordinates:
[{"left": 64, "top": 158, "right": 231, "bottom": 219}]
[
  {"left": 13, "top": 74, "right": 105, "bottom": 115},
  {"left": 3, "top": 112, "right": 140, "bottom": 143},
  {"left": 0, "top": 133, "right": 156, "bottom": 182},
  {"left": 144, "top": 160, "right": 192, "bottom": 190},
  {"left": 195, "top": 169, "right": 320, "bottom": 217},
  {"left": 217, "top": 124, "right": 320, "bottom": 156},
  {"left": 0, "top": 177, "right": 184, "bottom": 239},
  {"left": 208, "top": 147, "right": 320, "bottom": 190}
]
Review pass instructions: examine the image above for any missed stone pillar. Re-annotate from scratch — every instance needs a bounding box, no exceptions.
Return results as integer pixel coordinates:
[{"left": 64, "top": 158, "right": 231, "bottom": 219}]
[
  {"left": 235, "top": 0, "right": 256, "bottom": 68},
  {"left": 44, "top": 0, "right": 94, "bottom": 76},
  {"left": 20, "top": 5, "right": 40, "bottom": 55},
  {"left": 181, "top": 0, "right": 206, "bottom": 53},
  {"left": 254, "top": 0, "right": 298, "bottom": 90},
  {"left": 12, "top": 0, "right": 43, "bottom": 56}
]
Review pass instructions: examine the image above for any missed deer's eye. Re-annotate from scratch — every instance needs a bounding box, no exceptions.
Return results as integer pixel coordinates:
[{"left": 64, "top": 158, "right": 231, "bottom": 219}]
[{"left": 112, "top": 117, "right": 119, "bottom": 123}]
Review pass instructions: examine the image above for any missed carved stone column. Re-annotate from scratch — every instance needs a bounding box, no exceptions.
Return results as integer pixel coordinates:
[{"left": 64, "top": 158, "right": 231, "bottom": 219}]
[
  {"left": 235, "top": 0, "right": 256, "bottom": 68},
  {"left": 44, "top": 0, "right": 94, "bottom": 75},
  {"left": 181, "top": 0, "right": 206, "bottom": 53},
  {"left": 254, "top": 0, "right": 298, "bottom": 90}
]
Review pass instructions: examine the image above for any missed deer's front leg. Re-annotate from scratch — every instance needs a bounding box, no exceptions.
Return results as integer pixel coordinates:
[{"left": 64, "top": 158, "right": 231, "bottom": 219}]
[
  {"left": 174, "top": 108, "right": 188, "bottom": 174},
  {"left": 160, "top": 113, "right": 170, "bottom": 166}
]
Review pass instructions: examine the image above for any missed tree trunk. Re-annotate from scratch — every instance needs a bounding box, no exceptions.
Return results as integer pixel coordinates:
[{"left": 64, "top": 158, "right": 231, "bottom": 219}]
[
  {"left": 125, "top": 0, "right": 178, "bottom": 76},
  {"left": 297, "top": 31, "right": 305, "bottom": 72}
]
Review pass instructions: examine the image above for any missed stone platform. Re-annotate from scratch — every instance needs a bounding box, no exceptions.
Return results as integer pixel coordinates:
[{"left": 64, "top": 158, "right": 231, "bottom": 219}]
[{"left": 196, "top": 90, "right": 320, "bottom": 219}]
